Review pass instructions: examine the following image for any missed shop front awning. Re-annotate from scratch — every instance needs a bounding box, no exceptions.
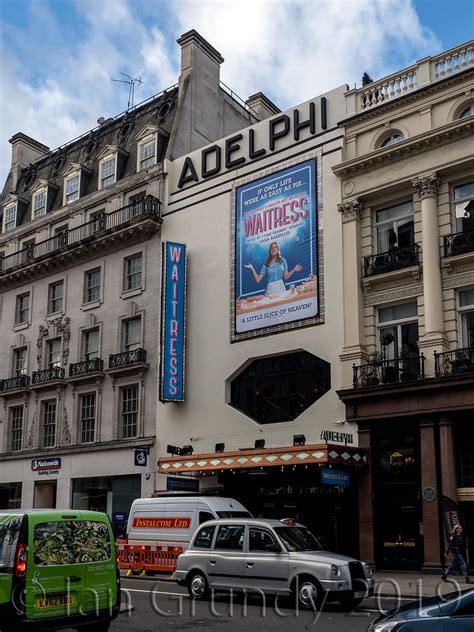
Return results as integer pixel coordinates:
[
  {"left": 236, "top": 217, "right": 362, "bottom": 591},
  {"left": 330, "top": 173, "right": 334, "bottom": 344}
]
[{"left": 158, "top": 443, "right": 367, "bottom": 474}]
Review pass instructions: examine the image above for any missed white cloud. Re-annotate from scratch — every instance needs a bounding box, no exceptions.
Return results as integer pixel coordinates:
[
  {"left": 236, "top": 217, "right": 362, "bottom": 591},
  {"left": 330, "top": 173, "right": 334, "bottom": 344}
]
[{"left": 1, "top": 0, "right": 440, "bottom": 187}]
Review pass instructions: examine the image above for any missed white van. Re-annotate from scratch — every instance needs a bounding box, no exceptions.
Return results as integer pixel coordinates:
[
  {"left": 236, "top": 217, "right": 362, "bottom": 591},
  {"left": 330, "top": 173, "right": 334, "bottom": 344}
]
[{"left": 126, "top": 496, "right": 251, "bottom": 550}]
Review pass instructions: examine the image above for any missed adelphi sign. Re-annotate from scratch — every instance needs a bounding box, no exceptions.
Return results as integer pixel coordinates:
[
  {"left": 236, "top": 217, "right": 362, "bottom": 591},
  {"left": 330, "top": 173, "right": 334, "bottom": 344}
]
[
  {"left": 178, "top": 98, "right": 328, "bottom": 188},
  {"left": 132, "top": 517, "right": 191, "bottom": 529}
]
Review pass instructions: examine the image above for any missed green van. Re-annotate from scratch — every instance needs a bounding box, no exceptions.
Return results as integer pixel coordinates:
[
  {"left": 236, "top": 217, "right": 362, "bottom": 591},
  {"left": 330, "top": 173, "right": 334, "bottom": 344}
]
[{"left": 0, "top": 510, "right": 120, "bottom": 632}]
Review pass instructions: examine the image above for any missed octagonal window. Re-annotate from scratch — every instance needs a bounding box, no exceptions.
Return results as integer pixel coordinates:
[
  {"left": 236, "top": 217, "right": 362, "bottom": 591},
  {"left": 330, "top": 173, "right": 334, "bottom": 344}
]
[{"left": 229, "top": 351, "right": 331, "bottom": 424}]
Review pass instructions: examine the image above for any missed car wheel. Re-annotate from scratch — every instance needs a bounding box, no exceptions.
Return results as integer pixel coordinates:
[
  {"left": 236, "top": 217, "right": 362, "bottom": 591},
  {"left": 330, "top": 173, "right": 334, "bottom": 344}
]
[
  {"left": 339, "top": 596, "right": 364, "bottom": 611},
  {"left": 293, "top": 576, "right": 323, "bottom": 610},
  {"left": 187, "top": 571, "right": 210, "bottom": 600}
]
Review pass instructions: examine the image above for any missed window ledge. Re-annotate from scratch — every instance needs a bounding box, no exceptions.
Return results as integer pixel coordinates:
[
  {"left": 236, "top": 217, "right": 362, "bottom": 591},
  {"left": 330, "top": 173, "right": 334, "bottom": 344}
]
[
  {"left": 442, "top": 251, "right": 474, "bottom": 274},
  {"left": 13, "top": 322, "right": 30, "bottom": 331},
  {"left": 121, "top": 287, "right": 144, "bottom": 299},
  {"left": 46, "top": 309, "right": 64, "bottom": 318},
  {"left": 81, "top": 300, "right": 102, "bottom": 311}
]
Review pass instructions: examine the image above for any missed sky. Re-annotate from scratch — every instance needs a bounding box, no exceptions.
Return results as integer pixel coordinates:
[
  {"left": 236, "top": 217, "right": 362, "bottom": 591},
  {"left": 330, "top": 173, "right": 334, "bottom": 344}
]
[{"left": 0, "top": 0, "right": 473, "bottom": 188}]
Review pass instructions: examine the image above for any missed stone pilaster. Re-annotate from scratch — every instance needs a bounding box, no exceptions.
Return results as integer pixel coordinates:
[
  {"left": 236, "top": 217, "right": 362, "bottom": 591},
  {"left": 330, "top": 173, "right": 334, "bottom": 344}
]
[
  {"left": 419, "top": 421, "right": 442, "bottom": 569},
  {"left": 358, "top": 426, "right": 374, "bottom": 564}
]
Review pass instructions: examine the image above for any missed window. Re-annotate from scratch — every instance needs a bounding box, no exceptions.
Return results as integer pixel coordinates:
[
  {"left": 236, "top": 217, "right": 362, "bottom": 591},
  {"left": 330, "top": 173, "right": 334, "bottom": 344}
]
[
  {"left": 215, "top": 524, "right": 245, "bottom": 550},
  {"left": 65, "top": 174, "right": 80, "bottom": 204},
  {"left": 194, "top": 525, "right": 216, "bottom": 549},
  {"left": 21, "top": 238, "right": 35, "bottom": 262},
  {"left": 80, "top": 393, "right": 96, "bottom": 444},
  {"left": 0, "top": 514, "right": 22, "bottom": 568},
  {"left": 84, "top": 268, "right": 101, "bottom": 303},
  {"left": 378, "top": 302, "right": 419, "bottom": 360},
  {"left": 47, "top": 339, "right": 62, "bottom": 368},
  {"left": 99, "top": 156, "right": 116, "bottom": 188},
  {"left": 15, "top": 292, "right": 30, "bottom": 324},
  {"left": 122, "top": 317, "right": 141, "bottom": 352},
  {"left": 453, "top": 182, "right": 474, "bottom": 233},
  {"left": 459, "top": 106, "right": 472, "bottom": 119},
  {"left": 10, "top": 406, "right": 24, "bottom": 452},
  {"left": 48, "top": 280, "right": 64, "bottom": 313},
  {"left": 375, "top": 201, "right": 414, "bottom": 253},
  {"left": 33, "top": 520, "right": 111, "bottom": 565},
  {"left": 13, "top": 347, "right": 27, "bottom": 376},
  {"left": 121, "top": 385, "right": 138, "bottom": 439},
  {"left": 33, "top": 190, "right": 47, "bottom": 218},
  {"left": 3, "top": 204, "right": 17, "bottom": 232},
  {"left": 379, "top": 132, "right": 404, "bottom": 148},
  {"left": 230, "top": 351, "right": 331, "bottom": 424},
  {"left": 459, "top": 289, "right": 474, "bottom": 348},
  {"left": 90, "top": 211, "right": 106, "bottom": 233},
  {"left": 125, "top": 254, "right": 142, "bottom": 291},
  {"left": 82, "top": 328, "right": 99, "bottom": 361},
  {"left": 199, "top": 511, "right": 215, "bottom": 525},
  {"left": 42, "top": 400, "right": 56, "bottom": 448},
  {"left": 138, "top": 137, "right": 157, "bottom": 171},
  {"left": 248, "top": 528, "right": 279, "bottom": 552}
]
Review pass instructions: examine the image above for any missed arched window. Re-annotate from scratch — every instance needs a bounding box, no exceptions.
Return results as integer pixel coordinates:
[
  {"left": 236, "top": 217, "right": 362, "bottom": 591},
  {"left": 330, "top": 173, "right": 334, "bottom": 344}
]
[
  {"left": 379, "top": 132, "right": 404, "bottom": 148},
  {"left": 459, "top": 106, "right": 472, "bottom": 119}
]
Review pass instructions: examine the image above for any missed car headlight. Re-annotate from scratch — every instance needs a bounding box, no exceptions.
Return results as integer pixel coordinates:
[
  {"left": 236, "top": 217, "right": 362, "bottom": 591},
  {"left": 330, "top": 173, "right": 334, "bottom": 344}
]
[
  {"left": 363, "top": 562, "right": 373, "bottom": 576},
  {"left": 368, "top": 621, "right": 404, "bottom": 632},
  {"left": 330, "top": 564, "right": 340, "bottom": 576}
]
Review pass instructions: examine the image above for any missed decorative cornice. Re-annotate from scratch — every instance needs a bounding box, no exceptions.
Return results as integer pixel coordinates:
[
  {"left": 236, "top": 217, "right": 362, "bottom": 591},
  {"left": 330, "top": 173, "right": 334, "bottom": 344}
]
[
  {"left": 333, "top": 118, "right": 473, "bottom": 178},
  {"left": 338, "top": 198, "right": 363, "bottom": 223},
  {"left": 364, "top": 284, "right": 423, "bottom": 306},
  {"left": 412, "top": 172, "right": 440, "bottom": 199}
]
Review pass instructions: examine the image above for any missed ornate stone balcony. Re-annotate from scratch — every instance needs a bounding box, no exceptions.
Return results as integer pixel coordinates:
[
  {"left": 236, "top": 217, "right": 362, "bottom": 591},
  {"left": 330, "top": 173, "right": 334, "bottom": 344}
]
[
  {"left": 435, "top": 347, "right": 474, "bottom": 377},
  {"left": 443, "top": 229, "right": 474, "bottom": 258},
  {"left": 0, "top": 374, "right": 30, "bottom": 396},
  {"left": 107, "top": 348, "right": 148, "bottom": 378},
  {"left": 363, "top": 243, "right": 420, "bottom": 278},
  {"left": 353, "top": 355, "right": 425, "bottom": 388},
  {"left": 344, "top": 41, "right": 473, "bottom": 116},
  {"left": 31, "top": 367, "right": 65, "bottom": 386},
  {"left": 0, "top": 195, "right": 161, "bottom": 290}
]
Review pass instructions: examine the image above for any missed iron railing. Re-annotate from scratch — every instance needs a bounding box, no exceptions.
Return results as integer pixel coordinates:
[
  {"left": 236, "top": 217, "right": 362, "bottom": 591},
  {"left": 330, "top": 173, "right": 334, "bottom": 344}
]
[
  {"left": 363, "top": 244, "right": 420, "bottom": 277},
  {"left": 443, "top": 229, "right": 474, "bottom": 258},
  {"left": 353, "top": 355, "right": 425, "bottom": 388},
  {"left": 434, "top": 347, "right": 474, "bottom": 377},
  {"left": 69, "top": 358, "right": 104, "bottom": 377},
  {"left": 109, "top": 348, "right": 146, "bottom": 369},
  {"left": 1, "top": 195, "right": 161, "bottom": 274},
  {"left": 0, "top": 374, "right": 30, "bottom": 392},
  {"left": 32, "top": 367, "right": 65, "bottom": 384}
]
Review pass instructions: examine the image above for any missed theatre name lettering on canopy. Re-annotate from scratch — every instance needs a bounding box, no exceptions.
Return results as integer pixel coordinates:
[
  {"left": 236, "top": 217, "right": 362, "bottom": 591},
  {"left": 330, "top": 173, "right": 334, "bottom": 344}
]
[{"left": 177, "top": 98, "right": 328, "bottom": 188}]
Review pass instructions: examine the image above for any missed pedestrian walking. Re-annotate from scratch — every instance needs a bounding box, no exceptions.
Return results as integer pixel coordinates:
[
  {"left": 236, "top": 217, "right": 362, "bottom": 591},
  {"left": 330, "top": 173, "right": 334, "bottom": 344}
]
[{"left": 442, "top": 524, "right": 473, "bottom": 583}]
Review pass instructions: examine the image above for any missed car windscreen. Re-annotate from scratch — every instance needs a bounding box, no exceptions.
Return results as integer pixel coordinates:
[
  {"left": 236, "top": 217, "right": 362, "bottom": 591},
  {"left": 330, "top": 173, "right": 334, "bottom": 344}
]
[
  {"left": 274, "top": 526, "right": 323, "bottom": 552},
  {"left": 0, "top": 514, "right": 23, "bottom": 570},
  {"left": 33, "top": 520, "right": 112, "bottom": 566},
  {"left": 216, "top": 511, "right": 252, "bottom": 518}
]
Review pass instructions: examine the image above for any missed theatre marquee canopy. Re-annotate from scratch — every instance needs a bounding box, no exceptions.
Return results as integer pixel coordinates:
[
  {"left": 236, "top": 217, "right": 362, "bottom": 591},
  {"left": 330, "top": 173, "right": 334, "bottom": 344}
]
[{"left": 158, "top": 443, "right": 367, "bottom": 474}]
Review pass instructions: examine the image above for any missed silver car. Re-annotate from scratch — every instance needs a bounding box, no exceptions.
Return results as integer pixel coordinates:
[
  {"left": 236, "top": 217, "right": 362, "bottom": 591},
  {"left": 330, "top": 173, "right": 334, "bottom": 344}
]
[{"left": 175, "top": 518, "right": 374, "bottom": 610}]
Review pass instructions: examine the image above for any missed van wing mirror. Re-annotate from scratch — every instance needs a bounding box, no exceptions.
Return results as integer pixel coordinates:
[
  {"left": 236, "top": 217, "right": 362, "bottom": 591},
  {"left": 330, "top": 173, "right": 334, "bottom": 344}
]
[{"left": 266, "top": 543, "right": 282, "bottom": 553}]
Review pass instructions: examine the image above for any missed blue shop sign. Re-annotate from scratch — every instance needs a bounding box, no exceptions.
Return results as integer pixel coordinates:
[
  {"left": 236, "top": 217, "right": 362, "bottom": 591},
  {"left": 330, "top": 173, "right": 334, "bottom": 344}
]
[
  {"left": 113, "top": 512, "right": 127, "bottom": 523},
  {"left": 320, "top": 468, "right": 351, "bottom": 487},
  {"left": 160, "top": 242, "right": 187, "bottom": 402},
  {"left": 134, "top": 448, "right": 148, "bottom": 467},
  {"left": 167, "top": 477, "right": 199, "bottom": 492}
]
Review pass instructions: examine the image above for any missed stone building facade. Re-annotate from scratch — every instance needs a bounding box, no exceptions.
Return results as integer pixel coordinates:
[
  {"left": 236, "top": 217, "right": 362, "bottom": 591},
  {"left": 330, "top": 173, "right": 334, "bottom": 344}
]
[
  {"left": 334, "top": 40, "right": 474, "bottom": 570},
  {"left": 0, "top": 31, "right": 262, "bottom": 525}
]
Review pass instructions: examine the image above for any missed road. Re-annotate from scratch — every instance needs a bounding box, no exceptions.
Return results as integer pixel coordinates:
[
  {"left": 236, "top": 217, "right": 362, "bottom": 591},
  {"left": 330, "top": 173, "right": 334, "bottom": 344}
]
[{"left": 111, "top": 577, "right": 401, "bottom": 631}]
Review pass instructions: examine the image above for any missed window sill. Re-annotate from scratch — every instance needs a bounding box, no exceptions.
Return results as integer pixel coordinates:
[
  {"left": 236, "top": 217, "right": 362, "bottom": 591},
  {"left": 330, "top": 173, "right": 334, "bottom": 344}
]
[
  {"left": 81, "top": 300, "right": 102, "bottom": 311},
  {"left": 121, "top": 287, "right": 144, "bottom": 299},
  {"left": 13, "top": 322, "right": 31, "bottom": 331},
  {"left": 46, "top": 310, "right": 64, "bottom": 318},
  {"left": 362, "top": 264, "right": 421, "bottom": 291}
]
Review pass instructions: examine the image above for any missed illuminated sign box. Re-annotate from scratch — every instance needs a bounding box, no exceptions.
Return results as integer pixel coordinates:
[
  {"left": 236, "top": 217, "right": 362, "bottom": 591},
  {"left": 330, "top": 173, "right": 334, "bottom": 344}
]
[{"left": 160, "top": 241, "right": 187, "bottom": 402}]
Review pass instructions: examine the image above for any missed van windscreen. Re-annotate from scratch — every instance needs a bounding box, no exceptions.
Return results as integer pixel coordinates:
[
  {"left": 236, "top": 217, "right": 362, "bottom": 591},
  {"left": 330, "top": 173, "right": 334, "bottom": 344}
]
[
  {"left": 216, "top": 511, "right": 252, "bottom": 519},
  {"left": 33, "top": 520, "right": 111, "bottom": 566}
]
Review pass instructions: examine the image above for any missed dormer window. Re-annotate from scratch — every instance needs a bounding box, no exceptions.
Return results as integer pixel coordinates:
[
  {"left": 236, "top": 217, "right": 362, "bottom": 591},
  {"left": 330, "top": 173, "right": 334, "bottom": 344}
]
[
  {"left": 3, "top": 204, "right": 17, "bottom": 232},
  {"left": 99, "top": 155, "right": 117, "bottom": 189},
  {"left": 33, "top": 189, "right": 47, "bottom": 218},
  {"left": 65, "top": 174, "right": 80, "bottom": 204},
  {"left": 138, "top": 136, "right": 157, "bottom": 171}
]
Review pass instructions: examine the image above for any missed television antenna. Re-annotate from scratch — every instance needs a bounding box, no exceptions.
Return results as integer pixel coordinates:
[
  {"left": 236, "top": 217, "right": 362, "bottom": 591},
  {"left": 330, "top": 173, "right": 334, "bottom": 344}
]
[{"left": 111, "top": 72, "right": 143, "bottom": 110}]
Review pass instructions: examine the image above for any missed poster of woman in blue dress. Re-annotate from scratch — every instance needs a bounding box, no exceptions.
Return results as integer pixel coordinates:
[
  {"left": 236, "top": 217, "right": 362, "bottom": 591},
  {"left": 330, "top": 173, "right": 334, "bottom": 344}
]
[{"left": 235, "top": 160, "right": 318, "bottom": 334}]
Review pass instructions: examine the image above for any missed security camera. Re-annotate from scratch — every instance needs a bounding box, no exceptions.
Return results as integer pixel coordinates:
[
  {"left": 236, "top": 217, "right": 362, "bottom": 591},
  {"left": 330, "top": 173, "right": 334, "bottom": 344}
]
[{"left": 145, "top": 473, "right": 151, "bottom": 480}]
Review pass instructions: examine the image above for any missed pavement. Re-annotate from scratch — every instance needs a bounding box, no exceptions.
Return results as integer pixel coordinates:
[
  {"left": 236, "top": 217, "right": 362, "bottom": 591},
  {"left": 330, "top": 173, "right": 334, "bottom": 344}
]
[{"left": 120, "top": 569, "right": 474, "bottom": 599}]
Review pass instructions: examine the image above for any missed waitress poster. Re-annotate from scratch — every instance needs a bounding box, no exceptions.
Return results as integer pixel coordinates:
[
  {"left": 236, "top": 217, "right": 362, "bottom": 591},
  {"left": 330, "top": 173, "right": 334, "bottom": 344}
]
[{"left": 235, "top": 160, "right": 318, "bottom": 334}]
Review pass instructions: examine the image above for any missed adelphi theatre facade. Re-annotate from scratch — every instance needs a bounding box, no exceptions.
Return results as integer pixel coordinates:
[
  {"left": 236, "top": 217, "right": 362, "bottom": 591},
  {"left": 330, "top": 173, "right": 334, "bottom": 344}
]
[
  {"left": 155, "top": 85, "right": 369, "bottom": 558},
  {"left": 335, "top": 41, "right": 474, "bottom": 570}
]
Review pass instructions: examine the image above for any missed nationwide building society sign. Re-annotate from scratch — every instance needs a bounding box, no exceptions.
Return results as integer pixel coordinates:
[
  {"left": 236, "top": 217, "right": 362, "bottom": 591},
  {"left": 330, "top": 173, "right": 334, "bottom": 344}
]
[{"left": 31, "top": 457, "right": 61, "bottom": 476}]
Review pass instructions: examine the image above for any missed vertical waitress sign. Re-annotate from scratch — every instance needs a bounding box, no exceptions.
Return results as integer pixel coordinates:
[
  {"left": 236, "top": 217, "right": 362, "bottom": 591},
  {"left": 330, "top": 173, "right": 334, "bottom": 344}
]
[
  {"left": 160, "top": 242, "right": 187, "bottom": 402},
  {"left": 235, "top": 160, "right": 318, "bottom": 334}
]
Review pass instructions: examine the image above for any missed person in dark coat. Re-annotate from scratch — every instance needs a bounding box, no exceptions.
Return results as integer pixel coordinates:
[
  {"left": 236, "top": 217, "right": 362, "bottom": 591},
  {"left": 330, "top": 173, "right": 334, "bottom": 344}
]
[{"left": 442, "top": 524, "right": 473, "bottom": 583}]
